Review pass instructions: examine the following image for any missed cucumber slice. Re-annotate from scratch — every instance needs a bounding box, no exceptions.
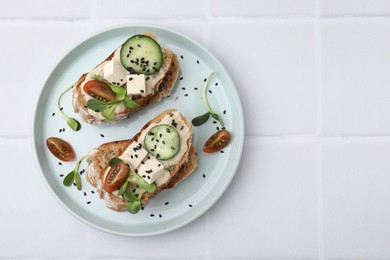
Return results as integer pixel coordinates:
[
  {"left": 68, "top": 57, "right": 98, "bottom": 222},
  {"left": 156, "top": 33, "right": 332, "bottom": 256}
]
[
  {"left": 144, "top": 124, "right": 180, "bottom": 160},
  {"left": 120, "top": 35, "right": 163, "bottom": 75}
]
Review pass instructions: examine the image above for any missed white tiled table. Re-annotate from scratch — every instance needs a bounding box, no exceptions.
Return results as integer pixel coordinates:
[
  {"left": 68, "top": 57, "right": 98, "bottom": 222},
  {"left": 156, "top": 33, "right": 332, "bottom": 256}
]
[{"left": 1, "top": 0, "right": 390, "bottom": 259}]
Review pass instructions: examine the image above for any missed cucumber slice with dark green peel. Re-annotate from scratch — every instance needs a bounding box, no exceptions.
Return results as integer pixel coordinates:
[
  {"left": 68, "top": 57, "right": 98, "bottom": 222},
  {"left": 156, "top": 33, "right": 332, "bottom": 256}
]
[
  {"left": 120, "top": 35, "right": 163, "bottom": 75},
  {"left": 144, "top": 124, "right": 180, "bottom": 160}
]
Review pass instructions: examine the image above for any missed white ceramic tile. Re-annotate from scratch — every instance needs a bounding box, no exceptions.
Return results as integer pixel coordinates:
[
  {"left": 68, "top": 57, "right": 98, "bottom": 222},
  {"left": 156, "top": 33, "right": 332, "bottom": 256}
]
[
  {"left": 321, "top": 21, "right": 390, "bottom": 135},
  {"left": 322, "top": 141, "right": 390, "bottom": 258},
  {"left": 0, "top": 139, "right": 90, "bottom": 257},
  {"left": 0, "top": 22, "right": 91, "bottom": 137},
  {"left": 209, "top": 21, "right": 317, "bottom": 135},
  {"left": 89, "top": 21, "right": 208, "bottom": 49},
  {"left": 211, "top": 0, "right": 315, "bottom": 17},
  {"left": 0, "top": 0, "right": 90, "bottom": 19},
  {"left": 85, "top": 215, "right": 207, "bottom": 258},
  {"left": 321, "top": 0, "right": 390, "bottom": 17},
  {"left": 95, "top": 0, "right": 204, "bottom": 18},
  {"left": 208, "top": 138, "right": 318, "bottom": 258}
]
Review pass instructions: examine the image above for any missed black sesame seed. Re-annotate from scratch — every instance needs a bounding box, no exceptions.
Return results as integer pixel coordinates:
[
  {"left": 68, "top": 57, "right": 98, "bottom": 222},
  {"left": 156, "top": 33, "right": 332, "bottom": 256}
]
[
  {"left": 180, "top": 126, "right": 184, "bottom": 130},
  {"left": 129, "top": 77, "right": 133, "bottom": 81},
  {"left": 91, "top": 191, "right": 95, "bottom": 194},
  {"left": 84, "top": 192, "right": 87, "bottom": 196},
  {"left": 220, "top": 150, "right": 225, "bottom": 153},
  {"left": 209, "top": 90, "right": 212, "bottom": 94},
  {"left": 87, "top": 201, "right": 91, "bottom": 204},
  {"left": 150, "top": 214, "right": 154, "bottom": 217},
  {"left": 165, "top": 202, "right": 169, "bottom": 205},
  {"left": 203, "top": 78, "right": 207, "bottom": 82},
  {"left": 203, "top": 174, "right": 206, "bottom": 178},
  {"left": 135, "top": 154, "right": 138, "bottom": 158},
  {"left": 156, "top": 153, "right": 160, "bottom": 159},
  {"left": 180, "top": 77, "right": 183, "bottom": 80},
  {"left": 159, "top": 214, "right": 162, "bottom": 218},
  {"left": 158, "top": 164, "right": 161, "bottom": 167},
  {"left": 189, "top": 204, "right": 193, "bottom": 207},
  {"left": 100, "top": 134, "right": 104, "bottom": 138},
  {"left": 60, "top": 174, "right": 64, "bottom": 177},
  {"left": 130, "top": 46, "right": 133, "bottom": 50},
  {"left": 58, "top": 162, "right": 62, "bottom": 166},
  {"left": 197, "top": 60, "right": 200, "bottom": 64},
  {"left": 142, "top": 175, "right": 146, "bottom": 178},
  {"left": 181, "top": 87, "right": 186, "bottom": 90},
  {"left": 222, "top": 127, "right": 226, "bottom": 130},
  {"left": 223, "top": 110, "right": 226, "bottom": 114},
  {"left": 137, "top": 44, "right": 141, "bottom": 48},
  {"left": 194, "top": 87, "right": 198, "bottom": 90},
  {"left": 73, "top": 182, "right": 76, "bottom": 186},
  {"left": 59, "top": 129, "right": 62, "bottom": 133},
  {"left": 215, "top": 82, "right": 219, "bottom": 86},
  {"left": 131, "top": 155, "right": 134, "bottom": 159},
  {"left": 52, "top": 112, "right": 55, "bottom": 116},
  {"left": 184, "top": 94, "right": 188, "bottom": 97},
  {"left": 60, "top": 107, "right": 63, "bottom": 111},
  {"left": 141, "top": 206, "right": 144, "bottom": 210},
  {"left": 147, "top": 176, "right": 151, "bottom": 180},
  {"left": 135, "top": 169, "right": 138, "bottom": 173},
  {"left": 213, "top": 121, "right": 217, "bottom": 124},
  {"left": 216, "top": 127, "right": 220, "bottom": 131},
  {"left": 133, "top": 188, "right": 137, "bottom": 193},
  {"left": 180, "top": 55, "right": 183, "bottom": 59}
]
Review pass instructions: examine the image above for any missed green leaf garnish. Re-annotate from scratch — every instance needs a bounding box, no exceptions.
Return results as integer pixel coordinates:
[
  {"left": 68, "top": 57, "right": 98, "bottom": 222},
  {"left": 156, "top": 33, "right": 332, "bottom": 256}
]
[
  {"left": 191, "top": 72, "right": 225, "bottom": 127},
  {"left": 101, "top": 108, "right": 116, "bottom": 121},
  {"left": 62, "top": 154, "right": 87, "bottom": 190},
  {"left": 123, "top": 190, "right": 138, "bottom": 202},
  {"left": 191, "top": 112, "right": 210, "bottom": 126},
  {"left": 63, "top": 171, "right": 75, "bottom": 186},
  {"left": 128, "top": 167, "right": 156, "bottom": 193},
  {"left": 118, "top": 181, "right": 129, "bottom": 196},
  {"left": 125, "top": 200, "right": 141, "bottom": 214},
  {"left": 65, "top": 117, "right": 81, "bottom": 131},
  {"left": 74, "top": 170, "right": 82, "bottom": 191},
  {"left": 92, "top": 74, "right": 101, "bottom": 80},
  {"left": 123, "top": 98, "right": 140, "bottom": 110},
  {"left": 109, "top": 157, "right": 123, "bottom": 167},
  {"left": 109, "top": 84, "right": 126, "bottom": 100},
  {"left": 58, "top": 85, "right": 81, "bottom": 131},
  {"left": 86, "top": 99, "right": 109, "bottom": 112}
]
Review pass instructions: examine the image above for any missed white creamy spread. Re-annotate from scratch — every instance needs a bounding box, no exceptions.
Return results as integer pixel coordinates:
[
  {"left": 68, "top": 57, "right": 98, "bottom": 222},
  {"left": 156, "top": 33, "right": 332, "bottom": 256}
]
[{"left": 80, "top": 46, "right": 169, "bottom": 120}]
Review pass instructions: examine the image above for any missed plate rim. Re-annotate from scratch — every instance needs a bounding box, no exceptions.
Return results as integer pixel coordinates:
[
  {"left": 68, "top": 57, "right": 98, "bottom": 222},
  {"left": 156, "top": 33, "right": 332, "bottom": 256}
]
[{"left": 32, "top": 23, "right": 245, "bottom": 236}]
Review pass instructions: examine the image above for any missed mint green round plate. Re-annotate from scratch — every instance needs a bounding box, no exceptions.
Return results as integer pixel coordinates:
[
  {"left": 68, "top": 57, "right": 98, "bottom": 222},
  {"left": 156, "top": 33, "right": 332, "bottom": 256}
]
[{"left": 32, "top": 25, "right": 244, "bottom": 236}]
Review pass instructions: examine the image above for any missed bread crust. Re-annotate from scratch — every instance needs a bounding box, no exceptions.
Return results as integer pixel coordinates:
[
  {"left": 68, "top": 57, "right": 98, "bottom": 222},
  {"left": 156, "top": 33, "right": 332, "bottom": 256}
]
[
  {"left": 85, "top": 109, "right": 198, "bottom": 212},
  {"left": 72, "top": 45, "right": 180, "bottom": 125}
]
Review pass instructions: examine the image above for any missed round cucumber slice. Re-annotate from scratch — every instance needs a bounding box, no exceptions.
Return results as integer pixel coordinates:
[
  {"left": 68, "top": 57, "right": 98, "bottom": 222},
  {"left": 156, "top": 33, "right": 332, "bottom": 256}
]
[
  {"left": 120, "top": 35, "right": 163, "bottom": 75},
  {"left": 144, "top": 124, "right": 180, "bottom": 160}
]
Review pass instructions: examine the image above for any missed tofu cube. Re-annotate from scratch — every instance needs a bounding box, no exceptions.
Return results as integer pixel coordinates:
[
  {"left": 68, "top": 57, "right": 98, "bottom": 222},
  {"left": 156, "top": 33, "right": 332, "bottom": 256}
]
[
  {"left": 103, "top": 59, "right": 128, "bottom": 86},
  {"left": 137, "top": 156, "right": 164, "bottom": 184},
  {"left": 126, "top": 74, "right": 146, "bottom": 96},
  {"left": 118, "top": 142, "right": 148, "bottom": 170}
]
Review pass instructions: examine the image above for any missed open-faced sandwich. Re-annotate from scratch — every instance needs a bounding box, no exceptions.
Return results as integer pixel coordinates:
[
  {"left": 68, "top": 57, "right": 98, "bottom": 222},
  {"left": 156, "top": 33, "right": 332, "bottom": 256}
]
[
  {"left": 72, "top": 33, "right": 179, "bottom": 125},
  {"left": 85, "top": 109, "right": 197, "bottom": 213}
]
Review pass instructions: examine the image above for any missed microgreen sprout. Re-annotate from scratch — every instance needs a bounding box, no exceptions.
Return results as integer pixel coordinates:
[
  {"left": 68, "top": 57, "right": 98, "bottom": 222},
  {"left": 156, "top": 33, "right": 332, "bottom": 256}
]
[
  {"left": 58, "top": 85, "right": 81, "bottom": 131},
  {"left": 63, "top": 154, "right": 88, "bottom": 190},
  {"left": 192, "top": 72, "right": 225, "bottom": 127},
  {"left": 86, "top": 83, "right": 139, "bottom": 121}
]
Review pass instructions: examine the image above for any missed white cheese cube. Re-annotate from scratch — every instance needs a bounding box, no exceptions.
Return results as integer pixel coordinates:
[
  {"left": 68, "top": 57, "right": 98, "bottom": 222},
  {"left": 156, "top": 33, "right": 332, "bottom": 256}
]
[
  {"left": 137, "top": 156, "right": 164, "bottom": 184},
  {"left": 118, "top": 142, "right": 148, "bottom": 170},
  {"left": 126, "top": 74, "right": 146, "bottom": 96},
  {"left": 103, "top": 59, "right": 128, "bottom": 86}
]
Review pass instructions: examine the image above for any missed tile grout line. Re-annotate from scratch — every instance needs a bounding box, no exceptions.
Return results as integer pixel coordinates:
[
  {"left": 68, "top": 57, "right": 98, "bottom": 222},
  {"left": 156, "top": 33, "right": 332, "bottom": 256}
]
[{"left": 315, "top": 0, "right": 325, "bottom": 259}]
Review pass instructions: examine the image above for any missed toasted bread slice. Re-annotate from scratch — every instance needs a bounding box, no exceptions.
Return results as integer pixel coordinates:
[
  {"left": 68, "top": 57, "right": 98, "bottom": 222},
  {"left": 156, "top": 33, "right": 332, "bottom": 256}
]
[
  {"left": 85, "top": 109, "right": 197, "bottom": 212},
  {"left": 72, "top": 33, "right": 179, "bottom": 125}
]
